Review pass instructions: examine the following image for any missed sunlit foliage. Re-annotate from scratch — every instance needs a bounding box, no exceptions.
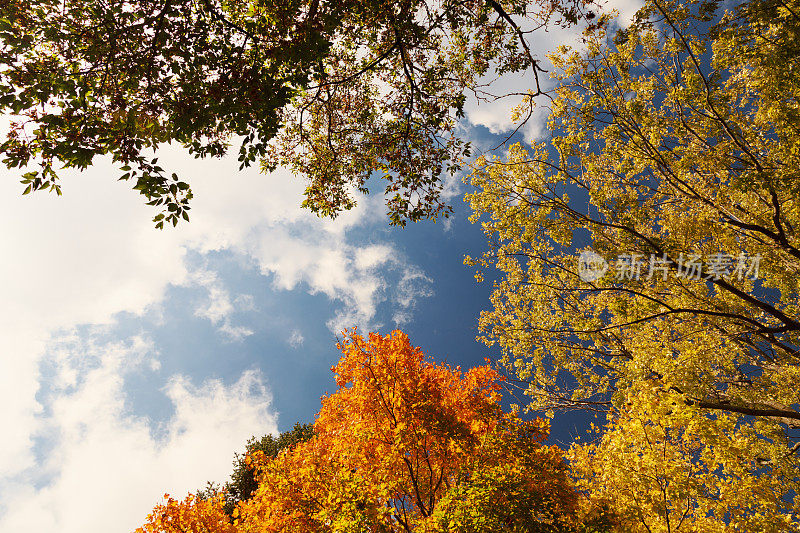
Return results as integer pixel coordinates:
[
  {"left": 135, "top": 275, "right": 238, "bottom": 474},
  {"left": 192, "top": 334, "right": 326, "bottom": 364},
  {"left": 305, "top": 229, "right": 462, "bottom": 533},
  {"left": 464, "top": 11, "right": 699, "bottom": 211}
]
[
  {"left": 467, "top": 0, "right": 800, "bottom": 528},
  {"left": 137, "top": 330, "right": 602, "bottom": 532}
]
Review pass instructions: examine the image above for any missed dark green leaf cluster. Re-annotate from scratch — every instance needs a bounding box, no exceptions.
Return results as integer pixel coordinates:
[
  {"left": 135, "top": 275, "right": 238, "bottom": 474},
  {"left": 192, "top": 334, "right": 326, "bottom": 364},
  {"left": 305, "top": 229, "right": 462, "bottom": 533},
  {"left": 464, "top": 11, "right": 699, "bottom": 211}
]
[
  {"left": 0, "top": 0, "right": 593, "bottom": 228},
  {"left": 0, "top": 0, "right": 332, "bottom": 226},
  {"left": 196, "top": 422, "right": 315, "bottom": 516}
]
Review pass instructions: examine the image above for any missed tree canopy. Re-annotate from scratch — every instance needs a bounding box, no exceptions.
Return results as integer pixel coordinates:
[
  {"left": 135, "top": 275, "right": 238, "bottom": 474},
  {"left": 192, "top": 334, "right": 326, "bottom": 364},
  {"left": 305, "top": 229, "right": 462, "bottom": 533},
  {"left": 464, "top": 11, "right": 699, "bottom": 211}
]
[
  {"left": 44, "top": 0, "right": 800, "bottom": 529},
  {"left": 137, "top": 330, "right": 608, "bottom": 532},
  {"left": 467, "top": 0, "right": 800, "bottom": 528},
  {"left": 196, "top": 422, "right": 315, "bottom": 517},
  {"left": 0, "top": 0, "right": 592, "bottom": 227}
]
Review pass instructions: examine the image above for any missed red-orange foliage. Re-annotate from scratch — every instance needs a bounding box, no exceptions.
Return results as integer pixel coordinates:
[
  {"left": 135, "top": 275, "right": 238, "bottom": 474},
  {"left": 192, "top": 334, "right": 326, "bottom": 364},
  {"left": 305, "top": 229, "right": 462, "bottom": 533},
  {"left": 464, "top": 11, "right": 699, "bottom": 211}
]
[
  {"left": 136, "top": 330, "right": 583, "bottom": 532},
  {"left": 136, "top": 493, "right": 235, "bottom": 533}
]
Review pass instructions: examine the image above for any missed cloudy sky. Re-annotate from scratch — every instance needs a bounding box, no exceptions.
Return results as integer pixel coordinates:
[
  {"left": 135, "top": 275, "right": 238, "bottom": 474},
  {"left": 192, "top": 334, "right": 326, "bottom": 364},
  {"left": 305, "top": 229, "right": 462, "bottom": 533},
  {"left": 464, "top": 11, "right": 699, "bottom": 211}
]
[{"left": 0, "top": 3, "right": 640, "bottom": 531}]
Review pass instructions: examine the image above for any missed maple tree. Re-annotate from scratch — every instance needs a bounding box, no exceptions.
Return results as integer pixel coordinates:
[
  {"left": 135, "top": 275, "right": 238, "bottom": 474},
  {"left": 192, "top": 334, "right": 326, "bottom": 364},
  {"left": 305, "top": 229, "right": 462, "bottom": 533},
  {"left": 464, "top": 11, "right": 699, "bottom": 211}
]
[
  {"left": 137, "top": 330, "right": 605, "bottom": 532},
  {"left": 466, "top": 0, "right": 800, "bottom": 528},
  {"left": 137, "top": 493, "right": 235, "bottom": 533},
  {"left": 0, "top": 0, "right": 593, "bottom": 227},
  {"left": 195, "top": 422, "right": 315, "bottom": 516}
]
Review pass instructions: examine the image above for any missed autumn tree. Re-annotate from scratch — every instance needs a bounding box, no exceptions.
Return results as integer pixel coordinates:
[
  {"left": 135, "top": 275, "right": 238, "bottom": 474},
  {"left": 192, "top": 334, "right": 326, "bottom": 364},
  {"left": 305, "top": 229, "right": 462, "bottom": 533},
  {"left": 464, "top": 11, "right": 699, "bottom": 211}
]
[
  {"left": 196, "top": 422, "right": 315, "bottom": 516},
  {"left": 237, "top": 330, "right": 588, "bottom": 532},
  {"left": 137, "top": 493, "right": 235, "bottom": 533},
  {"left": 568, "top": 384, "right": 799, "bottom": 532},
  {"left": 137, "top": 330, "right": 603, "bottom": 532},
  {"left": 0, "top": 0, "right": 593, "bottom": 227},
  {"left": 466, "top": 0, "right": 800, "bottom": 528},
  {"left": 224, "top": 423, "right": 314, "bottom": 509}
]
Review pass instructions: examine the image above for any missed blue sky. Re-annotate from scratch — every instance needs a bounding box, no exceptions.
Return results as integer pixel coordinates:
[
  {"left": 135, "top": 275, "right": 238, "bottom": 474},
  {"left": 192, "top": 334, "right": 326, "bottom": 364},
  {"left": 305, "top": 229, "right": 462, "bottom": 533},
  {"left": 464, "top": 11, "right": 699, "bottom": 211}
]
[
  {"left": 0, "top": 138, "right": 509, "bottom": 532},
  {"left": 0, "top": 2, "right": 641, "bottom": 531},
  {"left": 0, "top": 151, "right": 517, "bottom": 532},
  {"left": 70, "top": 197, "right": 502, "bottom": 435}
]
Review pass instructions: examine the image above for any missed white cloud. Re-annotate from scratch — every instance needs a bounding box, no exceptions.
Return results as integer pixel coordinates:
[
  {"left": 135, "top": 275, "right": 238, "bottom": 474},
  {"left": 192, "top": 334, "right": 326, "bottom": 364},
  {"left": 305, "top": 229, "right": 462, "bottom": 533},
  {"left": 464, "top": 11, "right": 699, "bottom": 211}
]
[
  {"left": 288, "top": 329, "right": 305, "bottom": 348},
  {"left": 0, "top": 142, "right": 433, "bottom": 531},
  {"left": 393, "top": 267, "right": 435, "bottom": 326},
  {"left": 190, "top": 268, "right": 254, "bottom": 341},
  {"left": 0, "top": 333, "right": 276, "bottom": 533},
  {"left": 248, "top": 228, "right": 432, "bottom": 334},
  {"left": 603, "top": 0, "right": 645, "bottom": 25},
  {"left": 217, "top": 321, "right": 255, "bottom": 342},
  {"left": 0, "top": 165, "right": 190, "bottom": 482},
  {"left": 354, "top": 244, "right": 394, "bottom": 271},
  {"left": 463, "top": 0, "right": 644, "bottom": 143},
  {"left": 192, "top": 269, "right": 237, "bottom": 323},
  {"left": 234, "top": 294, "right": 256, "bottom": 312}
]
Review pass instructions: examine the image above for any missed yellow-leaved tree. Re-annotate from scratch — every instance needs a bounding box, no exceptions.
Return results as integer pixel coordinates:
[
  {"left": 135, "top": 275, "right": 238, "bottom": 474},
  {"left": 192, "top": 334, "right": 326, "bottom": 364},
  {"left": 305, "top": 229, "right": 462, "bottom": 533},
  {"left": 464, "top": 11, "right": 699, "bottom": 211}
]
[{"left": 467, "top": 0, "right": 800, "bottom": 529}]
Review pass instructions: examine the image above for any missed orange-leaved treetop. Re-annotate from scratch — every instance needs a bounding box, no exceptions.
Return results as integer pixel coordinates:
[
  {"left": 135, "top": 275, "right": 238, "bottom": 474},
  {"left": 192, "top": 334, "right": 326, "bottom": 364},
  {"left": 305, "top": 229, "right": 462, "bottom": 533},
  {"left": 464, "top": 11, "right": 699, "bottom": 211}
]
[{"left": 136, "top": 330, "right": 610, "bottom": 532}]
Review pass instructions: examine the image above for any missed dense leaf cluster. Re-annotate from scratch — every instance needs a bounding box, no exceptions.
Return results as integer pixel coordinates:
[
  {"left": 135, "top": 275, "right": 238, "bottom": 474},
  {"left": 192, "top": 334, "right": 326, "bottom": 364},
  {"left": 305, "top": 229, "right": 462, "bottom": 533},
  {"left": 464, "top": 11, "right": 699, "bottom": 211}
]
[
  {"left": 0, "top": 0, "right": 335, "bottom": 226},
  {"left": 468, "top": 0, "right": 800, "bottom": 528},
  {"left": 0, "top": 0, "right": 593, "bottom": 226},
  {"left": 207, "top": 422, "right": 315, "bottom": 516},
  {"left": 140, "top": 331, "right": 609, "bottom": 532}
]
